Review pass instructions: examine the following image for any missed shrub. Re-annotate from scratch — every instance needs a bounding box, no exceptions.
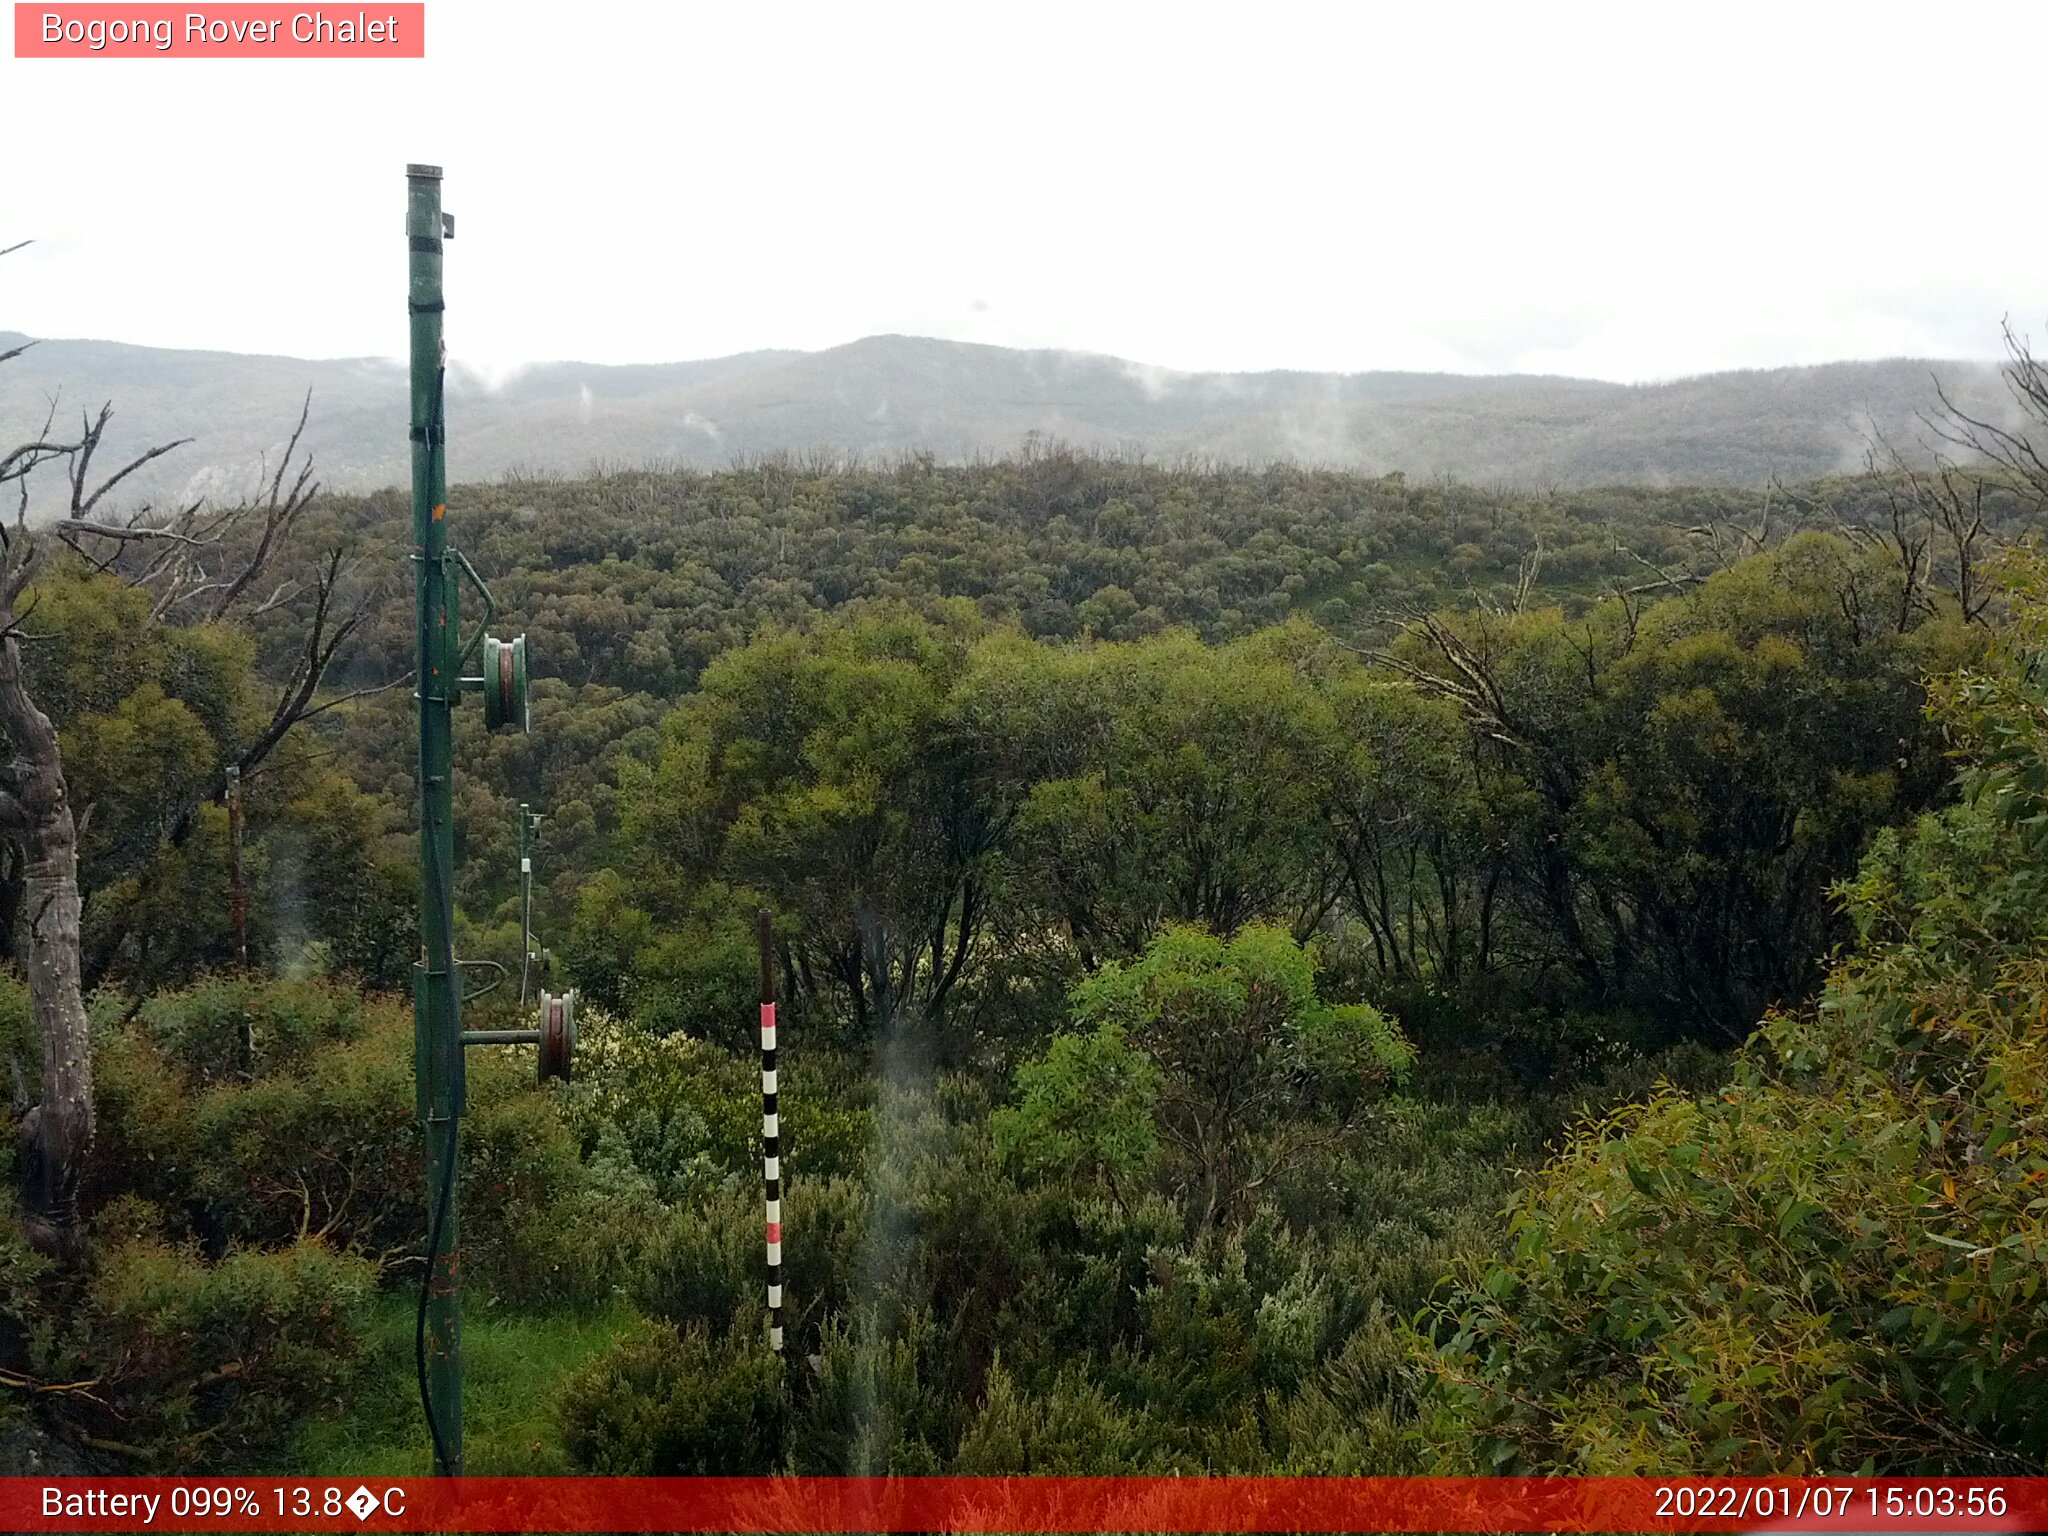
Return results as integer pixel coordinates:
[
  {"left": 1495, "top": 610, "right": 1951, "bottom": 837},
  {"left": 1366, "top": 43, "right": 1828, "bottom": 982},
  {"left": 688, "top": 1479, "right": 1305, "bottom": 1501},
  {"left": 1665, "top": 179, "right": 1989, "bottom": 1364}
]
[
  {"left": 1019, "top": 923, "right": 1414, "bottom": 1228},
  {"left": 90, "top": 981, "right": 593, "bottom": 1311},
  {"left": 793, "top": 1309, "right": 957, "bottom": 1474},
  {"left": 955, "top": 1360, "right": 1168, "bottom": 1473},
  {"left": 991, "top": 1022, "right": 1159, "bottom": 1195},
  {"left": 560, "top": 1320, "right": 785, "bottom": 1474},
  {"left": 554, "top": 1005, "right": 758, "bottom": 1204},
  {"left": 63, "top": 1233, "right": 375, "bottom": 1468},
  {"left": 185, "top": 1020, "right": 419, "bottom": 1260},
  {"left": 634, "top": 1183, "right": 759, "bottom": 1333},
  {"left": 138, "top": 976, "right": 366, "bottom": 1086}
]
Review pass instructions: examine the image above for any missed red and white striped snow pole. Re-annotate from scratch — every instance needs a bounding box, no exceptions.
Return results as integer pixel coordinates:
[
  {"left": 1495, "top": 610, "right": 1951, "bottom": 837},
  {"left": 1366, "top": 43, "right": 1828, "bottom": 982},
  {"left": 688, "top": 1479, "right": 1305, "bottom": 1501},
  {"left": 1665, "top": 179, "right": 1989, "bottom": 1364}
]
[{"left": 759, "top": 908, "right": 783, "bottom": 1354}]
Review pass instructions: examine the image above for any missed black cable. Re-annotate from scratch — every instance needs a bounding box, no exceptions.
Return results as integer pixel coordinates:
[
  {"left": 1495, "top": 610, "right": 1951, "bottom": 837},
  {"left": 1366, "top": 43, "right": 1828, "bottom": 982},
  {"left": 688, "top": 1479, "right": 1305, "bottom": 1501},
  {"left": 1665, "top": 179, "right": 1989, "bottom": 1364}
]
[{"left": 415, "top": 1116, "right": 458, "bottom": 1476}]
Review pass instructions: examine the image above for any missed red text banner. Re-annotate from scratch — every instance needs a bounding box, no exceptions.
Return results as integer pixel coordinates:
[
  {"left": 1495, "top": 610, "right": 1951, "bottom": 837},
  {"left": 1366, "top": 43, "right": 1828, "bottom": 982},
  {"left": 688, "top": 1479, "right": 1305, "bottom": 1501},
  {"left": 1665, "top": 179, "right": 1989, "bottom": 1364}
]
[
  {"left": 14, "top": 4, "right": 424, "bottom": 57},
  {"left": 1, "top": 1476, "right": 2041, "bottom": 1533}
]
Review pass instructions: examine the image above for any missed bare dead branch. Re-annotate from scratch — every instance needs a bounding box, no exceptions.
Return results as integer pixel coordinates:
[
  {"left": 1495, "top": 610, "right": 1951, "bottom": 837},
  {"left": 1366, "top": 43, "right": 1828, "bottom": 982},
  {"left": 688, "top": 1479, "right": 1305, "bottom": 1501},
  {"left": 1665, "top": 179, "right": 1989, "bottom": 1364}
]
[
  {"left": 70, "top": 422, "right": 194, "bottom": 519},
  {"left": 206, "top": 389, "right": 318, "bottom": 622},
  {"left": 54, "top": 518, "right": 204, "bottom": 546},
  {"left": 1614, "top": 539, "right": 1701, "bottom": 598},
  {"left": 294, "top": 671, "right": 413, "bottom": 723}
]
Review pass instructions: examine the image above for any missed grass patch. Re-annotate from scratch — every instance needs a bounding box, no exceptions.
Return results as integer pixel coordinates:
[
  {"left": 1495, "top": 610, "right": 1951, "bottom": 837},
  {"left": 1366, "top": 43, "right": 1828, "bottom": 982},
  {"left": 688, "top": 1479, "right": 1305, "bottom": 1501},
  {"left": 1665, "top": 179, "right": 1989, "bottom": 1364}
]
[{"left": 289, "top": 1294, "right": 640, "bottom": 1476}]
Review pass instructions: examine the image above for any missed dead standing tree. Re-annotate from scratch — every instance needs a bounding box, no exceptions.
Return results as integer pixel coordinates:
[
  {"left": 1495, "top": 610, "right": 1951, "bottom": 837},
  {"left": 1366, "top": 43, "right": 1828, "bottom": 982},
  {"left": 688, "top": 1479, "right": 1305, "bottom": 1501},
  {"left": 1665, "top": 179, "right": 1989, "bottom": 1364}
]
[
  {"left": 0, "top": 500, "right": 91, "bottom": 1259},
  {"left": 1734, "top": 334, "right": 2048, "bottom": 634},
  {"left": 0, "top": 264, "right": 368, "bottom": 1256},
  {"left": 0, "top": 381, "right": 197, "bottom": 1258},
  {"left": 1931, "top": 318, "right": 2048, "bottom": 517}
]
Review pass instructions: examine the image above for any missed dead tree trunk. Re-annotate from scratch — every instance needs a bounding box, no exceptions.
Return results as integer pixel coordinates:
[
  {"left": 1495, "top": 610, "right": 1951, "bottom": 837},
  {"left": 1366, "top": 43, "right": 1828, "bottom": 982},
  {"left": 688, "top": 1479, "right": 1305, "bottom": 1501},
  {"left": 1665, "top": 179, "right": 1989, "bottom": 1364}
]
[{"left": 0, "top": 636, "right": 91, "bottom": 1259}]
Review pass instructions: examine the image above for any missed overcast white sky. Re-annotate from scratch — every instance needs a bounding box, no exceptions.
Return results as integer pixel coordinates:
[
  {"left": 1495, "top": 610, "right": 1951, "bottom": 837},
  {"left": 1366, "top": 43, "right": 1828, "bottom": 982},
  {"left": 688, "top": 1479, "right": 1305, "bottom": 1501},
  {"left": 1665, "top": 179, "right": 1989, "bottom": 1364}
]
[{"left": 2, "top": 0, "right": 2041, "bottom": 383}]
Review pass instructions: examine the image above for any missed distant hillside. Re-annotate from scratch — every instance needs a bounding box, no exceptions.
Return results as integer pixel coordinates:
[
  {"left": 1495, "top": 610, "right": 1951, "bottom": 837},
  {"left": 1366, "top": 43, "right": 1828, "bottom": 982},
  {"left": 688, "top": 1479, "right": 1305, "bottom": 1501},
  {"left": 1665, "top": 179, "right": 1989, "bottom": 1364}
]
[{"left": 0, "top": 330, "right": 2015, "bottom": 512}]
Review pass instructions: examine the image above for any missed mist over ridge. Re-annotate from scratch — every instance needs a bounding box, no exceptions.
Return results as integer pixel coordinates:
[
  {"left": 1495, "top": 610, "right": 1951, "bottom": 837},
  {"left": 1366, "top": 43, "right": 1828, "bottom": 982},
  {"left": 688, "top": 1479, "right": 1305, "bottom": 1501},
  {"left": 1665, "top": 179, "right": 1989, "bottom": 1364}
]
[{"left": 0, "top": 327, "right": 2012, "bottom": 511}]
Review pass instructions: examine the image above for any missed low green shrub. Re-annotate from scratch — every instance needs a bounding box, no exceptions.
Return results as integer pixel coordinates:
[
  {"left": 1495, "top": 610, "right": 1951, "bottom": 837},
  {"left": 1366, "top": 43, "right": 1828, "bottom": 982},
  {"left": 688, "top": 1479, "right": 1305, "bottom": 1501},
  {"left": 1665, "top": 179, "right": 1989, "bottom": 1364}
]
[
  {"left": 559, "top": 1320, "right": 785, "bottom": 1474},
  {"left": 89, "top": 981, "right": 595, "bottom": 1311},
  {"left": 138, "top": 976, "right": 366, "bottom": 1086},
  {"left": 955, "top": 1360, "right": 1168, "bottom": 1473},
  {"left": 64, "top": 1232, "right": 375, "bottom": 1468}
]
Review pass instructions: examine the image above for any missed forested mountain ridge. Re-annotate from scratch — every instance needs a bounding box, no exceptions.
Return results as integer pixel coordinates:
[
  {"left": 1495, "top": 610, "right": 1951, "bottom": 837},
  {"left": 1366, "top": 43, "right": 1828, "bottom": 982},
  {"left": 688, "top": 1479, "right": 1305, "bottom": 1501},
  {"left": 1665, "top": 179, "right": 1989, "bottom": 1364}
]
[
  {"left": 0, "top": 328, "right": 2015, "bottom": 509},
  {"left": 300, "top": 452, "right": 2040, "bottom": 713}
]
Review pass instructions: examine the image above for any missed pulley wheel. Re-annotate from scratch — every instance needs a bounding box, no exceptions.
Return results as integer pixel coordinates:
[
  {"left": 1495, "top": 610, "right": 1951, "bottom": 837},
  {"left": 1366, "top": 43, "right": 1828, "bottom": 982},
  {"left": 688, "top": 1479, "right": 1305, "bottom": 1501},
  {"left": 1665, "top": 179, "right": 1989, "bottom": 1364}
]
[
  {"left": 482, "top": 634, "right": 530, "bottom": 732},
  {"left": 538, "top": 990, "right": 574, "bottom": 1084}
]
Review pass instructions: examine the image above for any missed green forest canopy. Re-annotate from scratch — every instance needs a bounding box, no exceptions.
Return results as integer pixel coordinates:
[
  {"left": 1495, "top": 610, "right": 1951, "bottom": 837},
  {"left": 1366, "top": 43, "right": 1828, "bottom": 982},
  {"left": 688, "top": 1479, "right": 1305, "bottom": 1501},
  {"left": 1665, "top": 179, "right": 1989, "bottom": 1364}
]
[{"left": 2, "top": 444, "right": 2044, "bottom": 1475}]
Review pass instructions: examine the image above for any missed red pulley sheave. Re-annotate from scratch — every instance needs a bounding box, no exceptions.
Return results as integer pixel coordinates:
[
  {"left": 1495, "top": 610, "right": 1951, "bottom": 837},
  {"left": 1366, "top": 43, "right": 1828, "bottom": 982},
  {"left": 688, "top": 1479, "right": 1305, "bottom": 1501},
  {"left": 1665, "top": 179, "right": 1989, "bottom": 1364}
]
[{"left": 538, "top": 990, "right": 574, "bottom": 1083}]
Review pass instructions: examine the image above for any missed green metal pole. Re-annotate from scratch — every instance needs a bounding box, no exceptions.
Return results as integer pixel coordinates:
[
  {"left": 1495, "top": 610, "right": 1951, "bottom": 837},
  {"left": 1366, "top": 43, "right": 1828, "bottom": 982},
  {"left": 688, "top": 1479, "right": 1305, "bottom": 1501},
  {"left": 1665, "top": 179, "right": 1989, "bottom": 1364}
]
[{"left": 407, "top": 161, "right": 463, "bottom": 1478}]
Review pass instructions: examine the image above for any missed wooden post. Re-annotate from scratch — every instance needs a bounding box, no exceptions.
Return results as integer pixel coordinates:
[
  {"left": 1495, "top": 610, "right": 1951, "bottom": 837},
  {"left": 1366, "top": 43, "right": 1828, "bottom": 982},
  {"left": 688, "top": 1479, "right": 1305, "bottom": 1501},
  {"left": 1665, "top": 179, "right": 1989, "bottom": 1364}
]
[{"left": 225, "top": 764, "right": 247, "bottom": 971}]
